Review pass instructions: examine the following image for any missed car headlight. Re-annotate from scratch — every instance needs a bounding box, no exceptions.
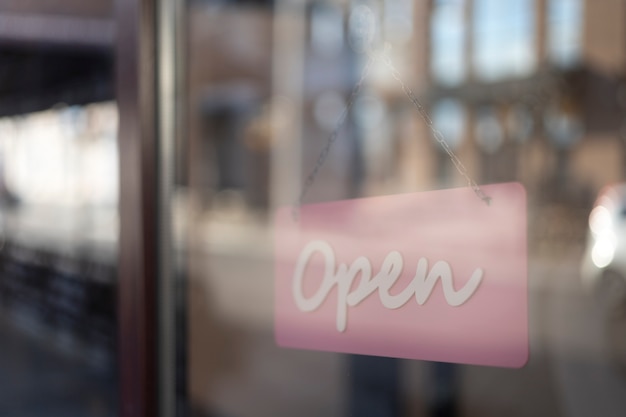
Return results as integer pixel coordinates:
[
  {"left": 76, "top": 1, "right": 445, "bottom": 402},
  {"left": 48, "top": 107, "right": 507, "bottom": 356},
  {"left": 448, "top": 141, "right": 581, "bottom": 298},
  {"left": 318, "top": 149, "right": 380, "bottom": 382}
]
[
  {"left": 592, "top": 234, "right": 617, "bottom": 268},
  {"left": 590, "top": 204, "right": 612, "bottom": 235}
]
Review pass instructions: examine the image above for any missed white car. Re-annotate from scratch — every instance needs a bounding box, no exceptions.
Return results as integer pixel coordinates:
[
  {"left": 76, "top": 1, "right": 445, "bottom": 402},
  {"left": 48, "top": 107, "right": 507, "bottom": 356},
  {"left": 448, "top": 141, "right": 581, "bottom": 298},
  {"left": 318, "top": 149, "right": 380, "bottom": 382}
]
[{"left": 580, "top": 183, "right": 626, "bottom": 372}]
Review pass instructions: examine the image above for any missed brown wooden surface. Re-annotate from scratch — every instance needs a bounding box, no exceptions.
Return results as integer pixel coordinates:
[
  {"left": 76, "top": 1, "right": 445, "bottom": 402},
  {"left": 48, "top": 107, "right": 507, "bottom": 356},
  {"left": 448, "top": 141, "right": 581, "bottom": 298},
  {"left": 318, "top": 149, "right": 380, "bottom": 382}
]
[{"left": 116, "top": 0, "right": 158, "bottom": 415}]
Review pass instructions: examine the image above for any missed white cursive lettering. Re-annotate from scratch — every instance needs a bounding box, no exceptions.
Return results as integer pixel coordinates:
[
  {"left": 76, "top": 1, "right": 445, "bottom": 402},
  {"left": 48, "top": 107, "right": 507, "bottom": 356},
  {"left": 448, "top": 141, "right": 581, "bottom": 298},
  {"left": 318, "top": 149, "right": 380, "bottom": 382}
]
[{"left": 292, "top": 240, "right": 483, "bottom": 332}]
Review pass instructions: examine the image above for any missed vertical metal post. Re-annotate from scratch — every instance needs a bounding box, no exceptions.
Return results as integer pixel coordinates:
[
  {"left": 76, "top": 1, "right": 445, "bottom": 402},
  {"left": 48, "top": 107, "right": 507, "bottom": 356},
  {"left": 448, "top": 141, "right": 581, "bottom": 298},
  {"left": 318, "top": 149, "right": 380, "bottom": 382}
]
[
  {"left": 115, "top": 0, "right": 158, "bottom": 416},
  {"left": 157, "top": 0, "right": 182, "bottom": 416}
]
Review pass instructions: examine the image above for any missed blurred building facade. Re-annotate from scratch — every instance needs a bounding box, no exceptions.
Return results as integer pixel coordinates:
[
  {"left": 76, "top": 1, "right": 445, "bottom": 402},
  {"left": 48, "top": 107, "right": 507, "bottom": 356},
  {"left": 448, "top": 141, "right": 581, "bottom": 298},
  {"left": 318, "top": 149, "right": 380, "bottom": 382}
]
[
  {"left": 185, "top": 0, "right": 624, "bottom": 210},
  {"left": 181, "top": 0, "right": 626, "bottom": 264},
  {"left": 421, "top": 0, "right": 626, "bottom": 203}
]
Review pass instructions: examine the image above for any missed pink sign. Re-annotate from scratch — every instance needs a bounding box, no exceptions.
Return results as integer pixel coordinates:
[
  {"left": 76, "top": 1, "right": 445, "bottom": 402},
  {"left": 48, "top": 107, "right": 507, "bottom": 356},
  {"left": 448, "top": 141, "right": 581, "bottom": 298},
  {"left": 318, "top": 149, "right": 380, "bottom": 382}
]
[{"left": 274, "top": 183, "right": 528, "bottom": 368}]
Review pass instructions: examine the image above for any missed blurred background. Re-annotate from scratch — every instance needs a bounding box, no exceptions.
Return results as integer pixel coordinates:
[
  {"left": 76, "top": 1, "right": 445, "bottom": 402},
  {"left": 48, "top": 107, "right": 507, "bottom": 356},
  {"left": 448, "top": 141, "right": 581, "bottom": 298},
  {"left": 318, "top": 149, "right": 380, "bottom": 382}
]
[
  {"left": 2, "top": 0, "right": 626, "bottom": 416},
  {"left": 0, "top": 1, "right": 118, "bottom": 416}
]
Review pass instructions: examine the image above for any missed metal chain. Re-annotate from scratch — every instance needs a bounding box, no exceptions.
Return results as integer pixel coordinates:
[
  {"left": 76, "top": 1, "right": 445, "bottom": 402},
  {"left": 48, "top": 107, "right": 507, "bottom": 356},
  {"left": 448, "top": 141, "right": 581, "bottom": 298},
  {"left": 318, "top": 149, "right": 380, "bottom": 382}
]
[
  {"left": 373, "top": 48, "right": 491, "bottom": 206},
  {"left": 293, "top": 46, "right": 491, "bottom": 221},
  {"left": 292, "top": 55, "right": 374, "bottom": 220}
]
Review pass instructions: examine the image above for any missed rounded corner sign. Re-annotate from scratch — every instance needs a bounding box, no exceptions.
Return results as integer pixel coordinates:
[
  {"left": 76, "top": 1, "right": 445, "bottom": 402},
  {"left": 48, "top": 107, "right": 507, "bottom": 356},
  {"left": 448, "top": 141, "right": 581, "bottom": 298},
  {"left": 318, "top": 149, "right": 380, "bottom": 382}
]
[{"left": 274, "top": 183, "right": 528, "bottom": 368}]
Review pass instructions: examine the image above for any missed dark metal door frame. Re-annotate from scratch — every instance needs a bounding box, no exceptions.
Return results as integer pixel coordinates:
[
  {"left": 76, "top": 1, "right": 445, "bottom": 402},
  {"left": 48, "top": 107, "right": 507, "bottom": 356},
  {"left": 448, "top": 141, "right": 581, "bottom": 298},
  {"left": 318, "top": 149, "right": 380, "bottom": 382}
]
[
  {"left": 115, "top": 0, "right": 159, "bottom": 414},
  {"left": 116, "top": 0, "right": 181, "bottom": 415}
]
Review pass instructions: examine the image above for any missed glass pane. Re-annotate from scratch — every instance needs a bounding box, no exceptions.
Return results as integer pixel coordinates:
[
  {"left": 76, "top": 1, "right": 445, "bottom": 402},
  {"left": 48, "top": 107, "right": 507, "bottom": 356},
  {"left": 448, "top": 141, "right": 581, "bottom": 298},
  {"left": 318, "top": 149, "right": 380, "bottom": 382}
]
[
  {"left": 178, "top": 1, "right": 626, "bottom": 416},
  {"left": 472, "top": 0, "right": 536, "bottom": 80},
  {"left": 0, "top": 5, "right": 118, "bottom": 416},
  {"left": 431, "top": 0, "right": 466, "bottom": 86},
  {"left": 548, "top": 0, "right": 584, "bottom": 67}
]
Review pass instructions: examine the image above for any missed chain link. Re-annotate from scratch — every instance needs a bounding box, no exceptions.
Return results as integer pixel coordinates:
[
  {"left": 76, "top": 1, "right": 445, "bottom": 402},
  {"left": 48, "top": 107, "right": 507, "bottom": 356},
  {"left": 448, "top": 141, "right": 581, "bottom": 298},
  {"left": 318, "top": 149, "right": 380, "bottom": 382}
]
[
  {"left": 292, "top": 56, "right": 374, "bottom": 220},
  {"left": 292, "top": 45, "right": 491, "bottom": 221},
  {"left": 375, "top": 48, "right": 491, "bottom": 206}
]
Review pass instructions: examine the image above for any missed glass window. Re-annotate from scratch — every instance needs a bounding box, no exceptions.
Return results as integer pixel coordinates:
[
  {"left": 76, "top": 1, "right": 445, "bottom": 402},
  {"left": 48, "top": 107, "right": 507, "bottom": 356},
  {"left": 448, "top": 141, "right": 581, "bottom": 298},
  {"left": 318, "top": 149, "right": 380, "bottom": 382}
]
[
  {"left": 311, "top": 3, "right": 345, "bottom": 57},
  {"left": 22, "top": 2, "right": 626, "bottom": 417},
  {"left": 548, "top": 0, "right": 584, "bottom": 67},
  {"left": 475, "top": 106, "right": 504, "bottom": 154},
  {"left": 473, "top": 0, "right": 536, "bottom": 81},
  {"left": 432, "top": 99, "right": 467, "bottom": 185},
  {"left": 383, "top": 0, "right": 413, "bottom": 43},
  {"left": 430, "top": 0, "right": 466, "bottom": 86},
  {"left": 506, "top": 105, "right": 534, "bottom": 143},
  {"left": 432, "top": 98, "right": 466, "bottom": 151},
  {"left": 84, "top": 1, "right": 626, "bottom": 416}
]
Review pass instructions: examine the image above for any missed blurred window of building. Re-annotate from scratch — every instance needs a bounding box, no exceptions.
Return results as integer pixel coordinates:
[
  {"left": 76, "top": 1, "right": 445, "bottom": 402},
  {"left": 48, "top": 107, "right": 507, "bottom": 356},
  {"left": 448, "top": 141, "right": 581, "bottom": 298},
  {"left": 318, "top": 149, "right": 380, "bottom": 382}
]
[
  {"left": 353, "top": 91, "right": 392, "bottom": 181},
  {"left": 311, "top": 2, "right": 345, "bottom": 57},
  {"left": 544, "top": 100, "right": 583, "bottom": 149},
  {"left": 432, "top": 98, "right": 466, "bottom": 184},
  {"left": 384, "top": 0, "right": 413, "bottom": 44},
  {"left": 430, "top": 0, "right": 466, "bottom": 86},
  {"left": 506, "top": 105, "right": 534, "bottom": 143},
  {"left": 191, "top": 0, "right": 273, "bottom": 7},
  {"left": 475, "top": 106, "right": 504, "bottom": 154},
  {"left": 548, "top": 0, "right": 583, "bottom": 68},
  {"left": 314, "top": 90, "right": 346, "bottom": 131},
  {"left": 432, "top": 98, "right": 466, "bottom": 150},
  {"left": 473, "top": 0, "right": 535, "bottom": 81},
  {"left": 311, "top": 3, "right": 344, "bottom": 57}
]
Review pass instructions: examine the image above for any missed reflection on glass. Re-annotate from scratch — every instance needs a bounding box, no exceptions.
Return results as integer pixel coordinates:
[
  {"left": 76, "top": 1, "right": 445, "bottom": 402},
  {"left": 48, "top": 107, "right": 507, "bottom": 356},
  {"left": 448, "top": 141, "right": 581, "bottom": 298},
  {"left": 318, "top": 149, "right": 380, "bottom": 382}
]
[
  {"left": 506, "top": 105, "right": 534, "bottom": 143},
  {"left": 348, "top": 3, "right": 379, "bottom": 53},
  {"left": 432, "top": 99, "right": 466, "bottom": 150},
  {"left": 314, "top": 90, "right": 346, "bottom": 131},
  {"left": 475, "top": 107, "right": 504, "bottom": 154},
  {"left": 181, "top": 1, "right": 626, "bottom": 417},
  {"left": 473, "top": 0, "right": 535, "bottom": 80},
  {"left": 383, "top": 0, "right": 413, "bottom": 43},
  {"left": 544, "top": 102, "right": 583, "bottom": 149},
  {"left": 311, "top": 3, "right": 344, "bottom": 57},
  {"left": 353, "top": 92, "right": 386, "bottom": 130},
  {"left": 548, "top": 0, "right": 583, "bottom": 67},
  {"left": 353, "top": 91, "right": 391, "bottom": 187},
  {"left": 430, "top": 0, "right": 466, "bottom": 86}
]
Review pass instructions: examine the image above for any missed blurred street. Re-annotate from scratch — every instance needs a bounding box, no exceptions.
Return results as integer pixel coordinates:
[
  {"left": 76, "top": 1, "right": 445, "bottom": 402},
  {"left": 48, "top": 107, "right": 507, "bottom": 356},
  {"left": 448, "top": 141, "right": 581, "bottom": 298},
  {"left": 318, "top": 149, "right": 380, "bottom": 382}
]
[
  {"left": 0, "top": 315, "right": 117, "bottom": 417},
  {"left": 0, "top": 206, "right": 117, "bottom": 417}
]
